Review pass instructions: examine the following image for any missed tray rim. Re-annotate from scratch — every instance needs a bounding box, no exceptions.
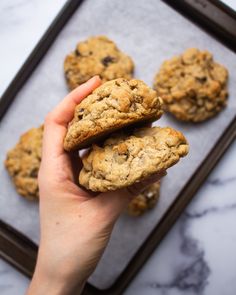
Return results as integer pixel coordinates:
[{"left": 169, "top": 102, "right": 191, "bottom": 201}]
[
  {"left": 0, "top": 0, "right": 236, "bottom": 294},
  {"left": 165, "top": 0, "right": 236, "bottom": 52}
]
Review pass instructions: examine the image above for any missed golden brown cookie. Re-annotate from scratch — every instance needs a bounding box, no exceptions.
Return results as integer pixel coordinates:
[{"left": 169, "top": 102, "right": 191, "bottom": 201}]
[
  {"left": 5, "top": 126, "right": 43, "bottom": 200},
  {"left": 64, "top": 35, "right": 134, "bottom": 90},
  {"left": 79, "top": 127, "right": 189, "bottom": 192},
  {"left": 127, "top": 182, "right": 160, "bottom": 216},
  {"left": 64, "top": 78, "right": 163, "bottom": 151},
  {"left": 153, "top": 48, "right": 228, "bottom": 122}
]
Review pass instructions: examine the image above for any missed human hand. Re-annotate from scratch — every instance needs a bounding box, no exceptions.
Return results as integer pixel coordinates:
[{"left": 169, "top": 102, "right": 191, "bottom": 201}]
[{"left": 27, "top": 76, "right": 166, "bottom": 295}]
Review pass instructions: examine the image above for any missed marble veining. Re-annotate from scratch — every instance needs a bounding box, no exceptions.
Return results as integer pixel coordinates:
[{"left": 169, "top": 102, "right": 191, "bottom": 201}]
[
  {"left": 147, "top": 258, "right": 210, "bottom": 293},
  {"left": 184, "top": 203, "right": 236, "bottom": 218},
  {"left": 145, "top": 216, "right": 211, "bottom": 294},
  {"left": 206, "top": 176, "right": 236, "bottom": 186}
]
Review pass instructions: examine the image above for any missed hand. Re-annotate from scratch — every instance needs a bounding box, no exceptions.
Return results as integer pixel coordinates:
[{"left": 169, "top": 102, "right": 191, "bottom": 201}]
[{"left": 27, "top": 76, "right": 166, "bottom": 295}]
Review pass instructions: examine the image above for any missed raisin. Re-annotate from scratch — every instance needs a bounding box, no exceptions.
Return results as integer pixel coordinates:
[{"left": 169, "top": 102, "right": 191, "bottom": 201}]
[{"left": 101, "top": 56, "right": 114, "bottom": 66}]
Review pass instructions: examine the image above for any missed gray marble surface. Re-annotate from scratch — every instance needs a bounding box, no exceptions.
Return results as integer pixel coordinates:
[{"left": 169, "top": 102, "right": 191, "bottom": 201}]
[
  {"left": 0, "top": 1, "right": 236, "bottom": 294},
  {"left": 0, "top": 0, "right": 65, "bottom": 97}
]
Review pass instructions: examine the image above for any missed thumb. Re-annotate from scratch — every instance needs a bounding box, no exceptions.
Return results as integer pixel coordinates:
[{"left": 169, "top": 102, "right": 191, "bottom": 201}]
[{"left": 92, "top": 170, "right": 166, "bottom": 221}]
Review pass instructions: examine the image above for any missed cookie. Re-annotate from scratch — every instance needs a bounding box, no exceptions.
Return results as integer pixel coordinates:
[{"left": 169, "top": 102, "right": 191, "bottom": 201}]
[
  {"left": 64, "top": 35, "right": 134, "bottom": 90},
  {"left": 5, "top": 126, "right": 43, "bottom": 200},
  {"left": 79, "top": 127, "right": 189, "bottom": 192},
  {"left": 127, "top": 182, "right": 160, "bottom": 216},
  {"left": 64, "top": 78, "right": 163, "bottom": 151},
  {"left": 153, "top": 48, "right": 228, "bottom": 122}
]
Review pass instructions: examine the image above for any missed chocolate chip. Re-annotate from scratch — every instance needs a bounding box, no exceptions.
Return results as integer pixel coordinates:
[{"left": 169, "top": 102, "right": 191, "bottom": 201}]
[
  {"left": 75, "top": 48, "right": 81, "bottom": 56},
  {"left": 101, "top": 56, "right": 115, "bottom": 66}
]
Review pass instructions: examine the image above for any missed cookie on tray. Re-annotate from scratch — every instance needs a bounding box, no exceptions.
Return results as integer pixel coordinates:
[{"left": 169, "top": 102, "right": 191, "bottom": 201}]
[
  {"left": 127, "top": 182, "right": 160, "bottom": 216},
  {"left": 5, "top": 126, "right": 43, "bottom": 200},
  {"left": 64, "top": 78, "right": 163, "bottom": 151},
  {"left": 64, "top": 35, "right": 134, "bottom": 90},
  {"left": 153, "top": 48, "right": 228, "bottom": 122},
  {"left": 79, "top": 127, "right": 189, "bottom": 192}
]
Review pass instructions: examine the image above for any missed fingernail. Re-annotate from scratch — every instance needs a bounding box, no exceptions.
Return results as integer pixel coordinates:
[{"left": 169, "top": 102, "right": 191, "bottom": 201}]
[{"left": 92, "top": 75, "right": 101, "bottom": 82}]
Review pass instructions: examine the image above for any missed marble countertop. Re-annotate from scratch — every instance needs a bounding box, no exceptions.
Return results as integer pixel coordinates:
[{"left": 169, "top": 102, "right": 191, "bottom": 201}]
[{"left": 1, "top": 1, "right": 236, "bottom": 294}]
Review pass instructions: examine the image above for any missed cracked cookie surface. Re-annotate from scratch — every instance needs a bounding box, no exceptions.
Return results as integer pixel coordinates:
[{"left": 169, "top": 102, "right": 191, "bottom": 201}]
[
  {"left": 127, "top": 182, "right": 160, "bottom": 216},
  {"left": 153, "top": 48, "right": 228, "bottom": 122},
  {"left": 64, "top": 35, "right": 134, "bottom": 90},
  {"left": 5, "top": 126, "right": 43, "bottom": 200},
  {"left": 79, "top": 127, "right": 189, "bottom": 192},
  {"left": 64, "top": 78, "right": 163, "bottom": 151}
]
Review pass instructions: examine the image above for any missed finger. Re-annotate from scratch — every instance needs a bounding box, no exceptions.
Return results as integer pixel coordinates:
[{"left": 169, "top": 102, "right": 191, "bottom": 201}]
[
  {"left": 127, "top": 170, "right": 166, "bottom": 196},
  {"left": 90, "top": 188, "right": 133, "bottom": 221},
  {"left": 42, "top": 77, "right": 101, "bottom": 160},
  {"left": 92, "top": 170, "right": 167, "bottom": 220},
  {"left": 48, "top": 76, "right": 101, "bottom": 126}
]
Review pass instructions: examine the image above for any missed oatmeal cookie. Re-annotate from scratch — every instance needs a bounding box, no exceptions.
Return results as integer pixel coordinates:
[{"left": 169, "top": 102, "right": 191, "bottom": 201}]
[
  {"left": 64, "top": 78, "right": 163, "bottom": 151},
  {"left": 79, "top": 127, "right": 188, "bottom": 192},
  {"left": 64, "top": 35, "right": 134, "bottom": 90},
  {"left": 5, "top": 126, "right": 43, "bottom": 200},
  {"left": 153, "top": 48, "right": 228, "bottom": 122},
  {"left": 127, "top": 182, "right": 160, "bottom": 216}
]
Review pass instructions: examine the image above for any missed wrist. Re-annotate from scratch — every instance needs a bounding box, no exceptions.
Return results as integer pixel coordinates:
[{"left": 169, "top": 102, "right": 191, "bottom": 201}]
[{"left": 27, "top": 262, "right": 86, "bottom": 295}]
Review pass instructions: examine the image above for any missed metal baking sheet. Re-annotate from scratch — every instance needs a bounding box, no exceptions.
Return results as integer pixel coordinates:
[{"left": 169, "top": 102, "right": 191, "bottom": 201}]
[{"left": 0, "top": 0, "right": 236, "bottom": 290}]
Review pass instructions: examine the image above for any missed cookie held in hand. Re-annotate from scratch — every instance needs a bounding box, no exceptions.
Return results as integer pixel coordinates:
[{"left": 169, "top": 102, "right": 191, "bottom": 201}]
[
  {"left": 153, "top": 48, "right": 228, "bottom": 122},
  {"left": 64, "top": 35, "right": 134, "bottom": 90},
  {"left": 79, "top": 127, "right": 189, "bottom": 192},
  {"left": 64, "top": 78, "right": 163, "bottom": 151}
]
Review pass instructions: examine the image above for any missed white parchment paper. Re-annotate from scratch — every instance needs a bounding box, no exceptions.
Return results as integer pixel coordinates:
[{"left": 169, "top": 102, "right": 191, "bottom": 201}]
[{"left": 0, "top": 0, "right": 236, "bottom": 289}]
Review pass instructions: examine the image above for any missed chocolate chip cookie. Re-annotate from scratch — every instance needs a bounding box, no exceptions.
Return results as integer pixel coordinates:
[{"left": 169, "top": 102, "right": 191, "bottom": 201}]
[
  {"left": 153, "top": 48, "right": 228, "bottom": 122},
  {"left": 5, "top": 126, "right": 43, "bottom": 200},
  {"left": 127, "top": 182, "right": 160, "bottom": 216},
  {"left": 79, "top": 127, "right": 189, "bottom": 192},
  {"left": 64, "top": 78, "right": 163, "bottom": 151},
  {"left": 64, "top": 36, "right": 134, "bottom": 90}
]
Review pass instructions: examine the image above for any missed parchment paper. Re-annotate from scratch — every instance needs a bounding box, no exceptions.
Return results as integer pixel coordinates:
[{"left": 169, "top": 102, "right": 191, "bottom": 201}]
[{"left": 0, "top": 0, "right": 236, "bottom": 289}]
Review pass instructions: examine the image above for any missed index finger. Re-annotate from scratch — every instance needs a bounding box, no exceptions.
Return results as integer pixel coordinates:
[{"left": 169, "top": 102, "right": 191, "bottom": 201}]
[
  {"left": 42, "top": 76, "right": 101, "bottom": 159},
  {"left": 49, "top": 76, "right": 101, "bottom": 126}
]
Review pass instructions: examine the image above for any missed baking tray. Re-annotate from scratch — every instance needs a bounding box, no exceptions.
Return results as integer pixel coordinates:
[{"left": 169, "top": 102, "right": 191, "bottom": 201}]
[{"left": 0, "top": 0, "right": 236, "bottom": 294}]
